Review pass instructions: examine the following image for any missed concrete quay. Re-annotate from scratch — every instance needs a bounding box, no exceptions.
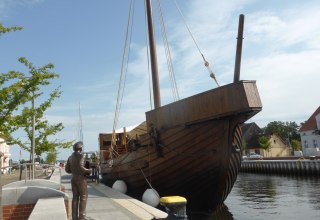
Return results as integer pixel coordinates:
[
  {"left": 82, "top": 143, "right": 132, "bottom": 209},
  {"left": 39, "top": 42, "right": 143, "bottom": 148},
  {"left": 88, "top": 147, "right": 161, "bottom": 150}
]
[
  {"left": 2, "top": 168, "right": 168, "bottom": 220},
  {"left": 61, "top": 170, "right": 168, "bottom": 220},
  {"left": 241, "top": 159, "right": 320, "bottom": 176}
]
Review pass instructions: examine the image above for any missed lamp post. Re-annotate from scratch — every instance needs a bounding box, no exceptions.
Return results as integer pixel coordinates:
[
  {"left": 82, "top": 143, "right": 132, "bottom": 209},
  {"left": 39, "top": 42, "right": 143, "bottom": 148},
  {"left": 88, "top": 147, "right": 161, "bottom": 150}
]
[
  {"left": 0, "top": 151, "right": 3, "bottom": 174},
  {"left": 0, "top": 151, "right": 3, "bottom": 220},
  {"left": 23, "top": 77, "right": 36, "bottom": 180},
  {"left": 288, "top": 132, "right": 292, "bottom": 156},
  {"left": 31, "top": 90, "right": 35, "bottom": 179}
]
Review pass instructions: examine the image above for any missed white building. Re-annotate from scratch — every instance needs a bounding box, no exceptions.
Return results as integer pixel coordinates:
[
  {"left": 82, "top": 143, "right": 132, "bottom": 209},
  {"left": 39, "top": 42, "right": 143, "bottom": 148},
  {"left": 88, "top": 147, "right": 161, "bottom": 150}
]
[
  {"left": 299, "top": 106, "right": 320, "bottom": 156},
  {"left": 0, "top": 137, "right": 11, "bottom": 174}
]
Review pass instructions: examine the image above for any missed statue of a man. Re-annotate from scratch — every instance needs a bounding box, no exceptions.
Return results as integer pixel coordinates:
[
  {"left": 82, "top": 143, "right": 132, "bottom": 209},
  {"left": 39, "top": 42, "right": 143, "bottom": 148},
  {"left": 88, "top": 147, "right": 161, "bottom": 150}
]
[{"left": 65, "top": 141, "right": 91, "bottom": 220}]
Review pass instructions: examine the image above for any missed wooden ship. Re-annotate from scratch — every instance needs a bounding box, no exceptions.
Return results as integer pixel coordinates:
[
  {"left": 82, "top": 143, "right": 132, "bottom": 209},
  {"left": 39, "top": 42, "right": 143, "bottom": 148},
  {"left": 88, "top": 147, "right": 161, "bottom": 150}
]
[{"left": 99, "top": 0, "right": 262, "bottom": 212}]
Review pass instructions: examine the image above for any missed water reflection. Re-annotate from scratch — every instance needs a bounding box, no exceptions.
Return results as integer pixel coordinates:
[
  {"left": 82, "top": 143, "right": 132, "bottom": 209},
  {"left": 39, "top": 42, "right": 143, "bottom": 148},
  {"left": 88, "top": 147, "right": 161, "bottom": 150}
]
[
  {"left": 235, "top": 174, "right": 277, "bottom": 209},
  {"left": 187, "top": 173, "right": 320, "bottom": 219},
  {"left": 188, "top": 205, "right": 233, "bottom": 220},
  {"left": 224, "top": 173, "right": 320, "bottom": 220}
]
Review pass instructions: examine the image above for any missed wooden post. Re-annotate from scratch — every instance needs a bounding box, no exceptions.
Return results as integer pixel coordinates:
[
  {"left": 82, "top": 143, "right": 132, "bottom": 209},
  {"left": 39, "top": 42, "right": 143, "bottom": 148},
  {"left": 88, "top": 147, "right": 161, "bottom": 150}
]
[{"left": 233, "top": 14, "right": 245, "bottom": 82}]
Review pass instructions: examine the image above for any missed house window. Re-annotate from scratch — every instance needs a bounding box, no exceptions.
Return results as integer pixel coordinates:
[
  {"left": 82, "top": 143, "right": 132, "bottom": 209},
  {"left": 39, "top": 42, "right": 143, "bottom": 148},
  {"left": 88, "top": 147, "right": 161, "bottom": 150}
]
[
  {"left": 274, "top": 140, "right": 276, "bottom": 144},
  {"left": 313, "top": 140, "right": 318, "bottom": 147},
  {"left": 304, "top": 140, "right": 308, "bottom": 148}
]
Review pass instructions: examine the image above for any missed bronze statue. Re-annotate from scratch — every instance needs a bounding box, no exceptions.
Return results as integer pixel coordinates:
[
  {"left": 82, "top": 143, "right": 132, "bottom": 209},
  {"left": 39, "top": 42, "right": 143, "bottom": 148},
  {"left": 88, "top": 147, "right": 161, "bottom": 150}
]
[{"left": 66, "top": 141, "right": 91, "bottom": 220}]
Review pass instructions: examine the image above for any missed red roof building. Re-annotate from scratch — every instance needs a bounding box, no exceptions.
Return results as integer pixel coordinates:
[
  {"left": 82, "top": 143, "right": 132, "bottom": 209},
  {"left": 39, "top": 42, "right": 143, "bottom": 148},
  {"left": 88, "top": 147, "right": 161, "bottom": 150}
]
[
  {"left": 298, "top": 106, "right": 320, "bottom": 156},
  {"left": 299, "top": 106, "right": 320, "bottom": 132}
]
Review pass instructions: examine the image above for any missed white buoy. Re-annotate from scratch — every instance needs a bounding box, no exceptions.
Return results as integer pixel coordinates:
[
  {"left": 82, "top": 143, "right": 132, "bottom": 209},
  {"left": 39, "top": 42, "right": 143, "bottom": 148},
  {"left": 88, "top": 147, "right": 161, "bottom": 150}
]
[
  {"left": 112, "top": 180, "right": 127, "bottom": 194},
  {"left": 142, "top": 188, "right": 160, "bottom": 207}
]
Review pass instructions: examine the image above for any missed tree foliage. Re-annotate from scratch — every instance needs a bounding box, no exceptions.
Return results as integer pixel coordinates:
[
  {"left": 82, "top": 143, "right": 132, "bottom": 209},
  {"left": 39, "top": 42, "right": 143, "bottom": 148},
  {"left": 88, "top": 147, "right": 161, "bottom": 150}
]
[
  {"left": 6, "top": 57, "right": 73, "bottom": 156},
  {"left": 262, "top": 121, "right": 300, "bottom": 141},
  {"left": 291, "top": 139, "right": 302, "bottom": 151},
  {"left": 259, "top": 136, "right": 271, "bottom": 156},
  {"left": 1, "top": 23, "right": 72, "bottom": 157},
  {"left": 46, "top": 149, "right": 58, "bottom": 164},
  {"left": 0, "top": 23, "right": 23, "bottom": 36},
  {"left": 0, "top": 24, "right": 25, "bottom": 140},
  {"left": 0, "top": 71, "right": 30, "bottom": 139},
  {"left": 242, "top": 140, "right": 247, "bottom": 152}
]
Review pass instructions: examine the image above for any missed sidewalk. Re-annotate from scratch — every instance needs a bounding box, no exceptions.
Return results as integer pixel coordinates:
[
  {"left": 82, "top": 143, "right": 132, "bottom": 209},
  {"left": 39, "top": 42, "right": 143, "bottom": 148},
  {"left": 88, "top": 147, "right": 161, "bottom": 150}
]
[{"left": 61, "top": 170, "right": 168, "bottom": 220}]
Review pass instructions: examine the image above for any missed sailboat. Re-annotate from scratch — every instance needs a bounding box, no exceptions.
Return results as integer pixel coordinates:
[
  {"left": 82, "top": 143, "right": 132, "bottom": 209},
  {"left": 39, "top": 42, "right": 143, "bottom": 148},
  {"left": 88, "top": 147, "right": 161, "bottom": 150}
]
[{"left": 99, "top": 0, "right": 262, "bottom": 212}]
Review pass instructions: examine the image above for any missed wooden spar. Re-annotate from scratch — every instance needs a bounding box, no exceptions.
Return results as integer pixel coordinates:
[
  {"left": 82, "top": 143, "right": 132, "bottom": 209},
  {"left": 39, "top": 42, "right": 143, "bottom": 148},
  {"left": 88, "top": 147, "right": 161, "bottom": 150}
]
[
  {"left": 146, "top": 0, "right": 161, "bottom": 108},
  {"left": 122, "top": 127, "right": 126, "bottom": 146},
  {"left": 233, "top": 14, "right": 244, "bottom": 82}
]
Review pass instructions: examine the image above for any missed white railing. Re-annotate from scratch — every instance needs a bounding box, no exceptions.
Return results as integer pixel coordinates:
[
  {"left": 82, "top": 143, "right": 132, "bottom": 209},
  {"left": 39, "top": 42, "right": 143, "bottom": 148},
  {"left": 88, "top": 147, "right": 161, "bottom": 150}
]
[{"left": 2, "top": 163, "right": 60, "bottom": 182}]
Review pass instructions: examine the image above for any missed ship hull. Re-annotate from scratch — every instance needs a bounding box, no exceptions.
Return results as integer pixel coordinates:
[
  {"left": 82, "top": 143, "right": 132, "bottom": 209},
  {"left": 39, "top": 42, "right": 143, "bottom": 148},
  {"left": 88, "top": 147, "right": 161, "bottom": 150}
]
[{"left": 100, "top": 81, "right": 262, "bottom": 212}]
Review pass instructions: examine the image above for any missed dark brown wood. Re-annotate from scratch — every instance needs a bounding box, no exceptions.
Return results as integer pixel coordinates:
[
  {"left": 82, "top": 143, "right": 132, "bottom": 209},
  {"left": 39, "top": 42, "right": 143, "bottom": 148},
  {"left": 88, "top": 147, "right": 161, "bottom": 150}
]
[
  {"left": 146, "top": 81, "right": 261, "bottom": 130},
  {"left": 146, "top": 0, "right": 161, "bottom": 108},
  {"left": 100, "top": 119, "right": 243, "bottom": 211},
  {"left": 234, "top": 14, "right": 244, "bottom": 82},
  {"left": 99, "top": 81, "right": 262, "bottom": 211}
]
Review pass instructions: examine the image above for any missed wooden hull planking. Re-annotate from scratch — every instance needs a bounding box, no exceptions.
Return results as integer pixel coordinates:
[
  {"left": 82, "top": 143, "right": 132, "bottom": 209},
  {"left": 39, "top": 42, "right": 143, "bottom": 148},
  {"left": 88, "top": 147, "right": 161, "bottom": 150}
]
[{"left": 100, "top": 81, "right": 262, "bottom": 211}]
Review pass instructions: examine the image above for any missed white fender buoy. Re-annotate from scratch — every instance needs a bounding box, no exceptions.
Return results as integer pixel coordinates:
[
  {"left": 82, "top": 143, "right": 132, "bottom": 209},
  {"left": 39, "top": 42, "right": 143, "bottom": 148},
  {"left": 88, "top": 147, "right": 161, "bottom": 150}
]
[
  {"left": 112, "top": 180, "right": 127, "bottom": 194},
  {"left": 142, "top": 188, "right": 160, "bottom": 207}
]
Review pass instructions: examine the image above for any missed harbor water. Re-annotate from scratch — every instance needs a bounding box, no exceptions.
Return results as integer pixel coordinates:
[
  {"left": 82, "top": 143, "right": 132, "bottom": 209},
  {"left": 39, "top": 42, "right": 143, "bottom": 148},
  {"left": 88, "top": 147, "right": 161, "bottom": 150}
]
[{"left": 188, "top": 173, "right": 320, "bottom": 219}]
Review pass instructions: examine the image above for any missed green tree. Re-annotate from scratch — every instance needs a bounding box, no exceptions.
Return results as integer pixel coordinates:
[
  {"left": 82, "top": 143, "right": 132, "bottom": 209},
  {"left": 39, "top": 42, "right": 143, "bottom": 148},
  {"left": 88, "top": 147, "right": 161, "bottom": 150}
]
[
  {"left": 259, "top": 136, "right": 271, "bottom": 156},
  {"left": 1, "top": 23, "right": 72, "bottom": 158},
  {"left": 5, "top": 57, "right": 72, "bottom": 157},
  {"left": 263, "top": 121, "right": 292, "bottom": 138},
  {"left": 291, "top": 139, "right": 302, "bottom": 151},
  {"left": 262, "top": 121, "right": 300, "bottom": 143},
  {"left": 0, "top": 24, "right": 25, "bottom": 140},
  {"left": 0, "top": 23, "right": 23, "bottom": 36},
  {"left": 242, "top": 140, "right": 247, "bottom": 155},
  {"left": 0, "top": 71, "right": 33, "bottom": 139},
  {"left": 46, "top": 149, "right": 58, "bottom": 164}
]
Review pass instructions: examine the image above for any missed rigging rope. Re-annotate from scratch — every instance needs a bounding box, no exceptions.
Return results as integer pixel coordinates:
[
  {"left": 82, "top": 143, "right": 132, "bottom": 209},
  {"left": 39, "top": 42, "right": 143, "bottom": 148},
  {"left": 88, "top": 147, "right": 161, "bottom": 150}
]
[
  {"left": 139, "top": 168, "right": 160, "bottom": 198},
  {"left": 111, "top": 0, "right": 134, "bottom": 158},
  {"left": 156, "top": 0, "right": 180, "bottom": 101},
  {"left": 173, "top": 0, "right": 220, "bottom": 87}
]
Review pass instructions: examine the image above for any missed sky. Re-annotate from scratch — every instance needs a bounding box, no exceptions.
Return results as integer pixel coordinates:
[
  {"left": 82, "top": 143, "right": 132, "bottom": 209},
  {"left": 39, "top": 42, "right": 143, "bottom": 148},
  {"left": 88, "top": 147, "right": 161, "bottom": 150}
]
[{"left": 1, "top": 0, "right": 319, "bottom": 161}]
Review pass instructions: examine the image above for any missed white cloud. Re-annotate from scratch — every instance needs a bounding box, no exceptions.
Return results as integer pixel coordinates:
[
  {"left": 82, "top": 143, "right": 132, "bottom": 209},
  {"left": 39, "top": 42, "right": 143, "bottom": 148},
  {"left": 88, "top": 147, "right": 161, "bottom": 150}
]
[
  {"left": 0, "top": 0, "right": 45, "bottom": 19},
  {"left": 170, "top": 0, "right": 320, "bottom": 128},
  {"left": 247, "top": 13, "right": 286, "bottom": 42},
  {"left": 247, "top": 6, "right": 320, "bottom": 51},
  {"left": 0, "top": 0, "right": 11, "bottom": 18},
  {"left": 116, "top": 0, "right": 320, "bottom": 130},
  {"left": 244, "top": 49, "right": 320, "bottom": 124},
  {"left": 6, "top": 0, "right": 320, "bottom": 160}
]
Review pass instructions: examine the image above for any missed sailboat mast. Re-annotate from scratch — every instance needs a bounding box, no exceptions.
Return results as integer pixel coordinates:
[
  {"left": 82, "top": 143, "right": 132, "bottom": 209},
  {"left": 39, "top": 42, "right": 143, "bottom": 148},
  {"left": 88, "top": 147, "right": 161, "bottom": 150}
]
[
  {"left": 233, "top": 14, "right": 244, "bottom": 82},
  {"left": 78, "top": 102, "right": 83, "bottom": 145},
  {"left": 146, "top": 0, "right": 161, "bottom": 108}
]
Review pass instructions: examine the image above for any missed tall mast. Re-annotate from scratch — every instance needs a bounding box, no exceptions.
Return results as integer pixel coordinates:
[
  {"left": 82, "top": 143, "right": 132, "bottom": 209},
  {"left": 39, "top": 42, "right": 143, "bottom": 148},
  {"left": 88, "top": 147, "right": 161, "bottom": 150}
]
[
  {"left": 233, "top": 14, "right": 244, "bottom": 82},
  {"left": 146, "top": 0, "right": 161, "bottom": 108},
  {"left": 78, "top": 102, "right": 83, "bottom": 144}
]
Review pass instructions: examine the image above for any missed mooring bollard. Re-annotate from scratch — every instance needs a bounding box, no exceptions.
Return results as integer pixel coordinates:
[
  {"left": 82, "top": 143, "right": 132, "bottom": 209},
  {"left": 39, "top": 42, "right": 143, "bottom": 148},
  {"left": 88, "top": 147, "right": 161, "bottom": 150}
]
[{"left": 160, "top": 196, "right": 187, "bottom": 219}]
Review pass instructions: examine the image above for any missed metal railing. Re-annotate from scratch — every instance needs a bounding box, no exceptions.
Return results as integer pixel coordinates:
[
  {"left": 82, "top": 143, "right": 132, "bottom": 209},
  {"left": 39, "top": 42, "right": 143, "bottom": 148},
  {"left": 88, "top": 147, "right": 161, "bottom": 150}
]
[{"left": 0, "top": 163, "right": 59, "bottom": 183}]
